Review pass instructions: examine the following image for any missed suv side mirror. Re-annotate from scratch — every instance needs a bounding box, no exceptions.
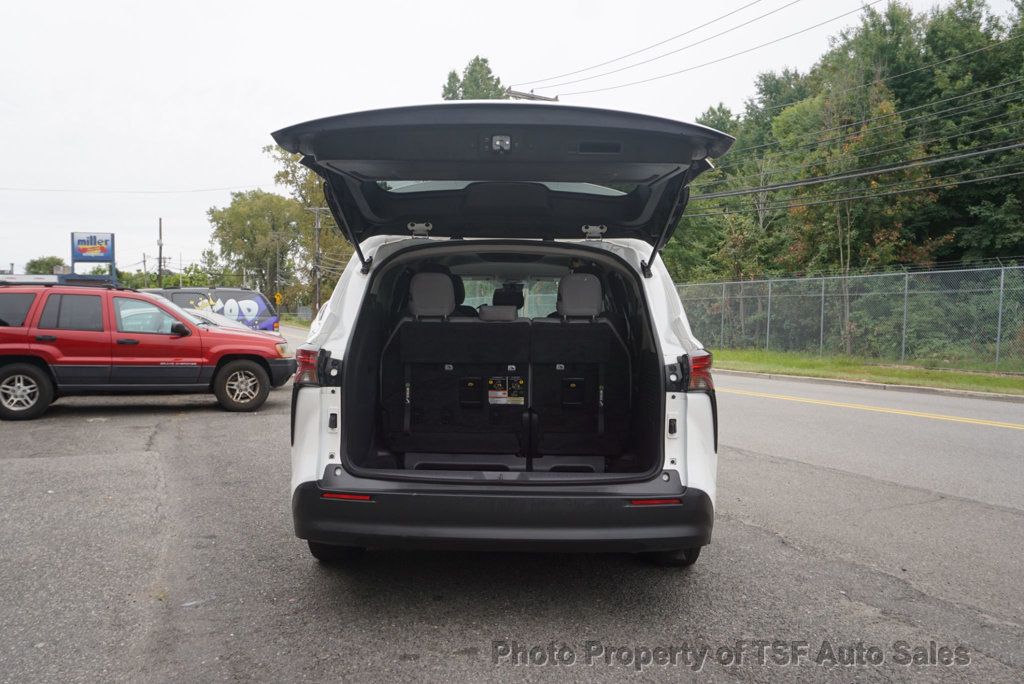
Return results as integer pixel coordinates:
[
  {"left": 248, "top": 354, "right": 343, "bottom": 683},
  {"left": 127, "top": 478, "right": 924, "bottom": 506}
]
[{"left": 170, "top": 322, "right": 190, "bottom": 337}]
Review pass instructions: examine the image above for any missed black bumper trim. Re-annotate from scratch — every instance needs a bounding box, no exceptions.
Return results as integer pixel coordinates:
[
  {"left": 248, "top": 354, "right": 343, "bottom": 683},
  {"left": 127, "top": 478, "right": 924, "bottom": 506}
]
[
  {"left": 268, "top": 358, "right": 297, "bottom": 387},
  {"left": 292, "top": 473, "right": 713, "bottom": 553}
]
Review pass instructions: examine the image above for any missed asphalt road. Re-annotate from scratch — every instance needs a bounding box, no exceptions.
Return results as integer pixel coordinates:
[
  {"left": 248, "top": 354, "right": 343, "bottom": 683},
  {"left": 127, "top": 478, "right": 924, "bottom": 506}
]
[{"left": 1, "top": 328, "right": 1022, "bottom": 682}]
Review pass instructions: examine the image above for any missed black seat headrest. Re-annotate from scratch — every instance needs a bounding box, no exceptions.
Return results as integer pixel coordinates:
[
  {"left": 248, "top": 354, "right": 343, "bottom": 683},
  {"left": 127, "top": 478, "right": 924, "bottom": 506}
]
[{"left": 493, "top": 283, "right": 524, "bottom": 309}]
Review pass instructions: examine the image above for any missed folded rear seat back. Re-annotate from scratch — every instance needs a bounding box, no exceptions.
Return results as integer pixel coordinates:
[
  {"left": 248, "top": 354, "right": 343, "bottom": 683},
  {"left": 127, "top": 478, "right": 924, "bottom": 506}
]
[
  {"left": 381, "top": 272, "right": 530, "bottom": 456},
  {"left": 531, "top": 273, "right": 631, "bottom": 457}
]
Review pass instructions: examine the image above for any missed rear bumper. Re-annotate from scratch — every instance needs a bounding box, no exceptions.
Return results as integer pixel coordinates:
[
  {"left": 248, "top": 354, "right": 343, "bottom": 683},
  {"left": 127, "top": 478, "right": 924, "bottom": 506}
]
[
  {"left": 292, "top": 473, "right": 713, "bottom": 553},
  {"left": 268, "top": 358, "right": 296, "bottom": 387}
]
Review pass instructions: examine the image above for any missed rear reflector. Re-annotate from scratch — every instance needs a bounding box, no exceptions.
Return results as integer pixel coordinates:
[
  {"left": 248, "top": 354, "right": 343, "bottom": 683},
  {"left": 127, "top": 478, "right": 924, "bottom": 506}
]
[
  {"left": 629, "top": 498, "right": 681, "bottom": 506},
  {"left": 321, "top": 492, "right": 373, "bottom": 501}
]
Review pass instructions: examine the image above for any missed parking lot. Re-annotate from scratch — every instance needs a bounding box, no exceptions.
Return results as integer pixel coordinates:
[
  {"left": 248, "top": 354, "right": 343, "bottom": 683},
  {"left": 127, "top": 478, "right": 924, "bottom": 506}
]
[{"left": 2, "top": 326, "right": 1022, "bottom": 682}]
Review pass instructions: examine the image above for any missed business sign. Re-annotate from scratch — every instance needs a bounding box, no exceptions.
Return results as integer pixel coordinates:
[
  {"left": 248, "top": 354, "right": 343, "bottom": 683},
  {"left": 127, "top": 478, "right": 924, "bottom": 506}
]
[{"left": 71, "top": 232, "right": 115, "bottom": 262}]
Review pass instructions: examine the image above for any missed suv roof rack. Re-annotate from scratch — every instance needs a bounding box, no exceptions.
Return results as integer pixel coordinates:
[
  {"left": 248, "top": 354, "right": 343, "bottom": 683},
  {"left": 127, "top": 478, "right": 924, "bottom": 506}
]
[{"left": 0, "top": 275, "right": 136, "bottom": 292}]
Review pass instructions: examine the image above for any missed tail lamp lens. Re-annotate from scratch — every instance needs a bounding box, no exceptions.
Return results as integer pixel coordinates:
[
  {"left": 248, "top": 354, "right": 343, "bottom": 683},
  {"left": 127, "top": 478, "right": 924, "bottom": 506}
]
[
  {"left": 295, "top": 346, "right": 319, "bottom": 385},
  {"left": 687, "top": 350, "right": 714, "bottom": 391}
]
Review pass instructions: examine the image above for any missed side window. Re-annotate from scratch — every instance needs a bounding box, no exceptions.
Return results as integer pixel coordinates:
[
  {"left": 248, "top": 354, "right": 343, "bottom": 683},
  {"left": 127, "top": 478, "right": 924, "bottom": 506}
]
[
  {"left": 0, "top": 293, "right": 36, "bottom": 327},
  {"left": 37, "top": 294, "right": 104, "bottom": 331},
  {"left": 171, "top": 292, "right": 210, "bottom": 309},
  {"left": 114, "top": 297, "right": 179, "bottom": 334}
]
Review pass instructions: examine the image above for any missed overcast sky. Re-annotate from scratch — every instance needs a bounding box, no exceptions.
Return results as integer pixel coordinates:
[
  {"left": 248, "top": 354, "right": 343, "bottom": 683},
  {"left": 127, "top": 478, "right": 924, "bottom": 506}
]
[{"left": 0, "top": 0, "right": 1015, "bottom": 274}]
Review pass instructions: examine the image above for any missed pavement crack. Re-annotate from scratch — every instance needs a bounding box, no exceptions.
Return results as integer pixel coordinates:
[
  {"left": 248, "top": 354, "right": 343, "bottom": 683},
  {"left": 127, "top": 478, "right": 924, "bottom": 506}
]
[
  {"left": 721, "top": 443, "right": 1024, "bottom": 518},
  {"left": 826, "top": 495, "right": 946, "bottom": 517},
  {"left": 718, "top": 512, "right": 1024, "bottom": 672}
]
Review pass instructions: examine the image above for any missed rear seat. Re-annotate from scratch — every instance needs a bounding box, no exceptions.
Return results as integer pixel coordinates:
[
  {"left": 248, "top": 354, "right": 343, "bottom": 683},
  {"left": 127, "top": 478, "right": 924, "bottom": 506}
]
[
  {"left": 530, "top": 273, "right": 631, "bottom": 457},
  {"left": 381, "top": 272, "right": 530, "bottom": 456}
]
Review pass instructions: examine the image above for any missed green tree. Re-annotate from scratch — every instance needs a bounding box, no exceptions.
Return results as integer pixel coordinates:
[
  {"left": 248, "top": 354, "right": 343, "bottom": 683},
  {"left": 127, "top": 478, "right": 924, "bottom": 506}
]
[
  {"left": 207, "top": 190, "right": 303, "bottom": 296},
  {"left": 262, "top": 144, "right": 354, "bottom": 304},
  {"left": 25, "top": 256, "right": 67, "bottom": 275},
  {"left": 441, "top": 56, "right": 509, "bottom": 100}
]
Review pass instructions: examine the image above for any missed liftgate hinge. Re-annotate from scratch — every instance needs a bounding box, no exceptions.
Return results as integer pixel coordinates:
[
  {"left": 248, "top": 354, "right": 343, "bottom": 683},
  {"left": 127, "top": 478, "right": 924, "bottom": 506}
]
[{"left": 407, "top": 221, "right": 433, "bottom": 237}]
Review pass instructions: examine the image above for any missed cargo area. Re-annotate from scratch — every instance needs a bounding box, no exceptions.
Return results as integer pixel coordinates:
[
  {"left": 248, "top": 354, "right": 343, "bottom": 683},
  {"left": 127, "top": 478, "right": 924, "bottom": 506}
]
[{"left": 339, "top": 243, "right": 665, "bottom": 481}]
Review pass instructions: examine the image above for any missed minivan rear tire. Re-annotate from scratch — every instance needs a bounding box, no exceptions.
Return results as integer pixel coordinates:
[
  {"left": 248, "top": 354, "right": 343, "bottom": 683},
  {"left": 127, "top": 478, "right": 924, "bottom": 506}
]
[
  {"left": 0, "top": 363, "right": 54, "bottom": 421},
  {"left": 307, "top": 541, "right": 365, "bottom": 563},
  {"left": 641, "top": 546, "right": 702, "bottom": 568},
  {"left": 214, "top": 360, "right": 271, "bottom": 412}
]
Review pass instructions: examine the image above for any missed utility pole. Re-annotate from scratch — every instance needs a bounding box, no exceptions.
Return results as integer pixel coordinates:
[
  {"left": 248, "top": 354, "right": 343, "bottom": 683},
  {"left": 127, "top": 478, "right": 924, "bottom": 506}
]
[
  {"left": 179, "top": 252, "right": 183, "bottom": 288},
  {"left": 307, "top": 207, "right": 329, "bottom": 311},
  {"left": 271, "top": 214, "right": 279, "bottom": 297},
  {"left": 157, "top": 218, "right": 164, "bottom": 288},
  {"left": 142, "top": 253, "right": 148, "bottom": 288}
]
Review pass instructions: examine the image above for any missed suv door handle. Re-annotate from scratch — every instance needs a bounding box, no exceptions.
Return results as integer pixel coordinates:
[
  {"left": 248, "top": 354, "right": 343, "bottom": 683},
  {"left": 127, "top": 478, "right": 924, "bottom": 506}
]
[
  {"left": 116, "top": 338, "right": 140, "bottom": 345},
  {"left": 34, "top": 335, "right": 57, "bottom": 342}
]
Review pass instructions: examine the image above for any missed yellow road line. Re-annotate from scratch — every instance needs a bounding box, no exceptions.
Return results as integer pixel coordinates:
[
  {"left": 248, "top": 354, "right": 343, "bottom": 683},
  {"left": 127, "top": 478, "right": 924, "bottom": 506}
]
[{"left": 717, "top": 387, "right": 1024, "bottom": 431}]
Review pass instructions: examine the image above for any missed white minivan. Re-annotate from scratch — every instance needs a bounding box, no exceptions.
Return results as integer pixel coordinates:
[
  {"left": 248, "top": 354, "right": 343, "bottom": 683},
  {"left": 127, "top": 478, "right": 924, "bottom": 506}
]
[{"left": 275, "top": 102, "right": 731, "bottom": 567}]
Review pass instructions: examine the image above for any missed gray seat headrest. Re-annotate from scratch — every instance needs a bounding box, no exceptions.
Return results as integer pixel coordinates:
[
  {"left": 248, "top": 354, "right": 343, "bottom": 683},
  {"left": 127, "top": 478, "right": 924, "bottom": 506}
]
[
  {"left": 556, "top": 273, "right": 602, "bottom": 318},
  {"left": 478, "top": 305, "right": 518, "bottom": 321},
  {"left": 409, "top": 272, "right": 455, "bottom": 317}
]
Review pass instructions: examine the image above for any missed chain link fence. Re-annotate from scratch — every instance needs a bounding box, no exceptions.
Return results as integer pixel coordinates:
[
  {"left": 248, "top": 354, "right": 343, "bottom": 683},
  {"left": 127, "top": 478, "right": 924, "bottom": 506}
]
[{"left": 677, "top": 265, "right": 1024, "bottom": 371}]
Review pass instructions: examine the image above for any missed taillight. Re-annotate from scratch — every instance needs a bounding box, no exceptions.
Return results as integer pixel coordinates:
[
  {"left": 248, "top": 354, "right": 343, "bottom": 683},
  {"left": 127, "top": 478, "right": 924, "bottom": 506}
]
[
  {"left": 687, "top": 350, "right": 714, "bottom": 391},
  {"left": 295, "top": 346, "right": 320, "bottom": 385},
  {"left": 321, "top": 492, "right": 372, "bottom": 502},
  {"left": 629, "top": 498, "right": 681, "bottom": 506}
]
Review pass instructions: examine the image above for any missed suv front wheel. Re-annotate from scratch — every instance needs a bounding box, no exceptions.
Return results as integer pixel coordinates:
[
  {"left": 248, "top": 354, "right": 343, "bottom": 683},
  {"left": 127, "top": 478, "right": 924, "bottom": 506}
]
[
  {"left": 214, "top": 360, "right": 271, "bottom": 412},
  {"left": 0, "top": 363, "right": 54, "bottom": 421}
]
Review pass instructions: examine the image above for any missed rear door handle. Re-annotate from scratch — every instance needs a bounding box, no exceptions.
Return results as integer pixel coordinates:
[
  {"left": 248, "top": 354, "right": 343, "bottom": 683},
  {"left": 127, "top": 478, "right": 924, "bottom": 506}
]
[
  {"left": 116, "top": 338, "right": 140, "bottom": 345},
  {"left": 34, "top": 335, "right": 57, "bottom": 342}
]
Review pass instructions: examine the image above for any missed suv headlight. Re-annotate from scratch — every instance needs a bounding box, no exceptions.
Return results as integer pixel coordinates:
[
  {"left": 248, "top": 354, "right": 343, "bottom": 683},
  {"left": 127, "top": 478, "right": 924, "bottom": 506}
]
[{"left": 275, "top": 342, "right": 293, "bottom": 358}]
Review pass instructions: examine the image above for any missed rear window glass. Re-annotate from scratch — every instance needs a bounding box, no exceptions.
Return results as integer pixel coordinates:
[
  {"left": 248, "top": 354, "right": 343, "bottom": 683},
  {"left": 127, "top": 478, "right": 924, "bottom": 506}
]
[
  {"left": 381, "top": 180, "right": 628, "bottom": 196},
  {"left": 461, "top": 277, "right": 559, "bottom": 317},
  {"left": 38, "top": 294, "right": 104, "bottom": 331},
  {"left": 170, "top": 292, "right": 212, "bottom": 308},
  {"left": 0, "top": 293, "right": 36, "bottom": 327}
]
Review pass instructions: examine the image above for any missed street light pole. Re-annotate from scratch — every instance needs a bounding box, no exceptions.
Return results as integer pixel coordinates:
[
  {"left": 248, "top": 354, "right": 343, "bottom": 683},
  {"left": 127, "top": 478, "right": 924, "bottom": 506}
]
[{"left": 157, "top": 217, "right": 163, "bottom": 288}]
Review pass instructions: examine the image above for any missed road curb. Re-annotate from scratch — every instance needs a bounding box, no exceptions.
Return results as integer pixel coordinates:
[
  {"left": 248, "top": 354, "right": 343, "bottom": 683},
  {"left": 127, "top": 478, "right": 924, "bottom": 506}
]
[{"left": 715, "top": 368, "right": 1024, "bottom": 404}]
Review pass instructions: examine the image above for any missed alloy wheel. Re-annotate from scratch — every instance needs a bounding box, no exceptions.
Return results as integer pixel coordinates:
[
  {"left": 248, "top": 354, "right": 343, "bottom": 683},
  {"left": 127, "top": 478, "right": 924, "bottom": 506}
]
[
  {"left": 225, "top": 369, "right": 260, "bottom": 403},
  {"left": 0, "top": 374, "right": 40, "bottom": 412}
]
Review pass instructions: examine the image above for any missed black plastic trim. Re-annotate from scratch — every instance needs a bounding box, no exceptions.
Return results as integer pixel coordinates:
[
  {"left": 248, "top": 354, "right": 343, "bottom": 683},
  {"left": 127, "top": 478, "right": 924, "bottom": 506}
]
[
  {"left": 293, "top": 470, "right": 712, "bottom": 552},
  {"left": 290, "top": 383, "right": 300, "bottom": 446},
  {"left": 268, "top": 358, "right": 297, "bottom": 387}
]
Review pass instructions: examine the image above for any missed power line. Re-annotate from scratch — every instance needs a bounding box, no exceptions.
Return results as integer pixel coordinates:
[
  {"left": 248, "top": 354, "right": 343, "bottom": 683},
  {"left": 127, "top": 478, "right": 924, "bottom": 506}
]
[
  {"left": 510, "top": 0, "right": 769, "bottom": 87},
  {"left": 531, "top": 0, "right": 804, "bottom": 91},
  {"left": 721, "top": 86, "right": 1024, "bottom": 163},
  {"left": 715, "top": 157, "right": 1024, "bottom": 209},
  {"left": 753, "top": 31, "right": 1024, "bottom": 114},
  {"left": 682, "top": 167, "right": 1024, "bottom": 219},
  {"left": 700, "top": 112, "right": 1024, "bottom": 188},
  {"left": 710, "top": 106, "right": 1024, "bottom": 180},
  {"left": 720, "top": 77, "right": 1024, "bottom": 161},
  {"left": 557, "top": 1, "right": 883, "bottom": 97},
  {"left": 692, "top": 139, "right": 1024, "bottom": 200}
]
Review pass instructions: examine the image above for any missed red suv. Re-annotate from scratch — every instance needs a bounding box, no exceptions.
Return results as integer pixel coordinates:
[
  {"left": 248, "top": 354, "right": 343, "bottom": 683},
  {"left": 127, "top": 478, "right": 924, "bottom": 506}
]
[{"left": 0, "top": 284, "right": 296, "bottom": 420}]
